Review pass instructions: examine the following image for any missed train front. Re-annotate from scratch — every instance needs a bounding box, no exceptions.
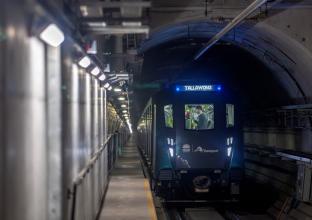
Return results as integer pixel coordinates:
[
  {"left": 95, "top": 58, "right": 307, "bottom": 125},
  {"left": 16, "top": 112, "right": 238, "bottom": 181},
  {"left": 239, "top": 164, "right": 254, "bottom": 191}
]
[{"left": 158, "top": 83, "right": 244, "bottom": 200}]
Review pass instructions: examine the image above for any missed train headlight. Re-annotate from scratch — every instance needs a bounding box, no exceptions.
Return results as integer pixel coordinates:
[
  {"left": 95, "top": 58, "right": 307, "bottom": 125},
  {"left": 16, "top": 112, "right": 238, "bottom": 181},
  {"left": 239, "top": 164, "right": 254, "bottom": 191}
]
[
  {"left": 169, "top": 148, "right": 174, "bottom": 157},
  {"left": 227, "top": 147, "right": 232, "bottom": 157}
]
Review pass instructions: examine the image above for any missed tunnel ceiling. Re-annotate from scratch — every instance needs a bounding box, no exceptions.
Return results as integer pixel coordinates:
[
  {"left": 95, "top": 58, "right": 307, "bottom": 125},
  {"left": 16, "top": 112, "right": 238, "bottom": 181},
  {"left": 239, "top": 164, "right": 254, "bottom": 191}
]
[
  {"left": 70, "top": 0, "right": 312, "bottom": 125},
  {"left": 132, "top": 38, "right": 293, "bottom": 124}
]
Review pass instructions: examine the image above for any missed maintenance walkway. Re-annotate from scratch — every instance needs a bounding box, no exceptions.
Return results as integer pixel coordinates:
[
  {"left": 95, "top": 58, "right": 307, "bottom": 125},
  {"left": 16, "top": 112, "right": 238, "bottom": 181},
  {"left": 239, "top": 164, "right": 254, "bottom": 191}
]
[{"left": 99, "top": 134, "right": 157, "bottom": 220}]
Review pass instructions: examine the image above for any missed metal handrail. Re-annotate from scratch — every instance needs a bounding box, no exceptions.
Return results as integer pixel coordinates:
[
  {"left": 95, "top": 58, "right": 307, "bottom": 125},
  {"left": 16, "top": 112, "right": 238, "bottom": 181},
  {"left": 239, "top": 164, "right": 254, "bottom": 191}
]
[{"left": 70, "top": 134, "right": 114, "bottom": 220}]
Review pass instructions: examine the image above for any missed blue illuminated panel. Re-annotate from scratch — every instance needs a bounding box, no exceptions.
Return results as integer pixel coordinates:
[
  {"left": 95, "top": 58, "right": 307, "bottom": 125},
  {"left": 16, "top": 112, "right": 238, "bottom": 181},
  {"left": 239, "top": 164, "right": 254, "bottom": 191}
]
[{"left": 176, "top": 85, "right": 222, "bottom": 92}]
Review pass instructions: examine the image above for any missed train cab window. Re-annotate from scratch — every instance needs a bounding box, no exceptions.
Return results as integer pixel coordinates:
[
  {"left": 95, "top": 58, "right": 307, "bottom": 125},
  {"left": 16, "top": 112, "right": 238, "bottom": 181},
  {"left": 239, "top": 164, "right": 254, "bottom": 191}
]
[
  {"left": 164, "top": 105, "right": 173, "bottom": 128},
  {"left": 226, "top": 104, "right": 235, "bottom": 127},
  {"left": 185, "top": 104, "right": 214, "bottom": 130}
]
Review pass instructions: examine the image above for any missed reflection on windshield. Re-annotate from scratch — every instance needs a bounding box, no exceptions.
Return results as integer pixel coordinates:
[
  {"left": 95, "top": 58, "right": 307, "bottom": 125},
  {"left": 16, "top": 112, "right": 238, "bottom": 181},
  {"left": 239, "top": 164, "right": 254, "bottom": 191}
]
[
  {"left": 185, "top": 104, "right": 214, "bottom": 130},
  {"left": 164, "top": 104, "right": 173, "bottom": 128}
]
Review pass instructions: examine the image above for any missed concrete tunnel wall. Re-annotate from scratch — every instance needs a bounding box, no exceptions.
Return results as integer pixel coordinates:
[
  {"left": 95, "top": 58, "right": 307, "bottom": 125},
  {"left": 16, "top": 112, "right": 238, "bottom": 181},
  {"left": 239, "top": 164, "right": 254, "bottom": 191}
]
[
  {"left": 141, "top": 5, "right": 312, "bottom": 104},
  {"left": 138, "top": 10, "right": 312, "bottom": 218},
  {"left": 139, "top": 12, "right": 312, "bottom": 153}
]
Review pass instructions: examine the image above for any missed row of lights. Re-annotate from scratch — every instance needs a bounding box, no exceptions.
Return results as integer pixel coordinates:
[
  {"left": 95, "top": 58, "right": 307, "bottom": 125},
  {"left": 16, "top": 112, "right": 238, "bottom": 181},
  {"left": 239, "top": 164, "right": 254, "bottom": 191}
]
[
  {"left": 39, "top": 22, "right": 132, "bottom": 133},
  {"left": 38, "top": 23, "right": 109, "bottom": 84}
]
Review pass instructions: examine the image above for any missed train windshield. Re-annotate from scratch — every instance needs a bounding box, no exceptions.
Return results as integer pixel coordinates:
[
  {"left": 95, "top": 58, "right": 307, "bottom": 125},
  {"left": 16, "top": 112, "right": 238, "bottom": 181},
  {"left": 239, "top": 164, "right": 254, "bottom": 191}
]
[
  {"left": 185, "top": 104, "right": 214, "bottom": 130},
  {"left": 164, "top": 105, "right": 173, "bottom": 128},
  {"left": 226, "top": 104, "right": 235, "bottom": 127}
]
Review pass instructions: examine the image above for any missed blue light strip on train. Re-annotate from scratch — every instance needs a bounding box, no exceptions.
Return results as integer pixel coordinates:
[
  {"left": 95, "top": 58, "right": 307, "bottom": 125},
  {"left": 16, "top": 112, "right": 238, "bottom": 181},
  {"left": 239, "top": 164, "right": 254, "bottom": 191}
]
[{"left": 176, "top": 85, "right": 222, "bottom": 92}]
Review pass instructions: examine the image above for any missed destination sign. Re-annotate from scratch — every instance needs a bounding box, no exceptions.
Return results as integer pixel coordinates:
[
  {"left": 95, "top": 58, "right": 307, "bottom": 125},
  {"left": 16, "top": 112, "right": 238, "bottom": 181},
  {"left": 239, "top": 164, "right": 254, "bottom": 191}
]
[{"left": 175, "top": 85, "right": 222, "bottom": 92}]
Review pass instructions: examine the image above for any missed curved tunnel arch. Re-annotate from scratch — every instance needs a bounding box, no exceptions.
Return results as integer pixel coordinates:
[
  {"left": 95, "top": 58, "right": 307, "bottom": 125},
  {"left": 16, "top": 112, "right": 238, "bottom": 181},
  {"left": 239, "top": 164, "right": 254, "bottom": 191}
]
[{"left": 139, "top": 20, "right": 312, "bottom": 105}]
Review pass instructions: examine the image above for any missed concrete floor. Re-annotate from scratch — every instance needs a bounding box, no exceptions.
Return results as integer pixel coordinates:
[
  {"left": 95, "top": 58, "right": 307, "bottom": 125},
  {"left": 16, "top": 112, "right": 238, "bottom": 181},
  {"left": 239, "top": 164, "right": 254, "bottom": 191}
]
[{"left": 99, "top": 135, "right": 156, "bottom": 220}]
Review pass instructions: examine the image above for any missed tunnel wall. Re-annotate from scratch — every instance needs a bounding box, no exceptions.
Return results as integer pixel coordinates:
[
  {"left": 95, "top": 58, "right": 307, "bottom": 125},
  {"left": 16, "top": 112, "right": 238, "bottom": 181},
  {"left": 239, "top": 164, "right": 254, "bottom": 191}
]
[{"left": 139, "top": 5, "right": 312, "bottom": 217}]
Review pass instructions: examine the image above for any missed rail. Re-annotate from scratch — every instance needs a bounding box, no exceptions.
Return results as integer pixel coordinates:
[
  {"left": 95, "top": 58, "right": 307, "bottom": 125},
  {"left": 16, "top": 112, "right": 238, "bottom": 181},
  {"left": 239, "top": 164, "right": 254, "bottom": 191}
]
[{"left": 70, "top": 134, "right": 115, "bottom": 220}]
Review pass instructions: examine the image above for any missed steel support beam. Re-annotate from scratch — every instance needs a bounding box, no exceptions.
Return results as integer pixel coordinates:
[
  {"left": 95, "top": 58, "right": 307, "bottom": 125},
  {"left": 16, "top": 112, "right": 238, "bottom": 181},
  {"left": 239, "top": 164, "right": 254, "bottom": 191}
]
[
  {"left": 194, "top": 0, "right": 268, "bottom": 60},
  {"left": 81, "top": 17, "right": 147, "bottom": 23},
  {"left": 83, "top": 26, "right": 149, "bottom": 35},
  {"left": 78, "top": 1, "right": 151, "bottom": 8}
]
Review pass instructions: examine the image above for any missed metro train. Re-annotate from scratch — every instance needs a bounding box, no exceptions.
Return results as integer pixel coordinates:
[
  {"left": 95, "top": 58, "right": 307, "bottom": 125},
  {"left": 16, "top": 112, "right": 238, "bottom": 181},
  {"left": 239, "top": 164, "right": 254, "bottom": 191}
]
[{"left": 137, "top": 82, "right": 244, "bottom": 200}]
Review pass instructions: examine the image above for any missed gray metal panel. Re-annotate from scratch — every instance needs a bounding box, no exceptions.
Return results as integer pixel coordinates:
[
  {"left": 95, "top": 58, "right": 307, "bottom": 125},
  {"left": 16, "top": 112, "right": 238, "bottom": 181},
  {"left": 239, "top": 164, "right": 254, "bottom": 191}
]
[
  {"left": 5, "top": 36, "right": 47, "bottom": 220},
  {"left": 61, "top": 46, "right": 81, "bottom": 219},
  {"left": 0, "top": 2, "right": 4, "bottom": 218},
  {"left": 46, "top": 46, "right": 62, "bottom": 220}
]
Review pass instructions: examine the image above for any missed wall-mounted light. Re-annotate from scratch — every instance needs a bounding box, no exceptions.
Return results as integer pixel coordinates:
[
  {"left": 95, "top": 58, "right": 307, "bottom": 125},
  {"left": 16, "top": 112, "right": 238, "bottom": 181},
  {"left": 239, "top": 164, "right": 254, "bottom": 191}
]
[
  {"left": 114, "top": 87, "right": 122, "bottom": 92},
  {"left": 39, "top": 24, "right": 64, "bottom": 47},
  {"left": 78, "top": 56, "right": 91, "bottom": 68},
  {"left": 98, "top": 74, "right": 106, "bottom": 81},
  {"left": 91, "top": 67, "right": 100, "bottom": 76},
  {"left": 118, "top": 97, "right": 125, "bottom": 101},
  {"left": 103, "top": 82, "right": 110, "bottom": 89}
]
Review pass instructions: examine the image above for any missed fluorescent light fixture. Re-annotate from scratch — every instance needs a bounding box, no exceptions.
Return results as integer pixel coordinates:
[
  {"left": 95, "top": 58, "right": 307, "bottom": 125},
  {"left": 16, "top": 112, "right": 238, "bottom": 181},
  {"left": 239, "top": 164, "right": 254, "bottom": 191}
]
[
  {"left": 118, "top": 97, "right": 125, "bottom": 101},
  {"left": 91, "top": 67, "right": 100, "bottom": 76},
  {"left": 169, "top": 148, "right": 174, "bottom": 157},
  {"left": 121, "top": 104, "right": 127, "bottom": 108},
  {"left": 98, "top": 74, "right": 106, "bottom": 81},
  {"left": 39, "top": 24, "right": 64, "bottom": 47},
  {"left": 78, "top": 56, "right": 91, "bottom": 68},
  {"left": 87, "top": 22, "right": 107, "bottom": 27},
  {"left": 103, "top": 83, "right": 110, "bottom": 88},
  {"left": 108, "top": 86, "right": 112, "bottom": 91},
  {"left": 114, "top": 87, "right": 122, "bottom": 92},
  {"left": 122, "top": 21, "right": 142, "bottom": 27}
]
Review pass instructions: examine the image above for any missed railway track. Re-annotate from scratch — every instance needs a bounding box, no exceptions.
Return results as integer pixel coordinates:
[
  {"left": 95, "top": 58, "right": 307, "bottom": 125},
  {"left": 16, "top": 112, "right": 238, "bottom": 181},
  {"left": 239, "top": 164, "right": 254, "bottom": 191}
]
[{"left": 160, "top": 201, "right": 241, "bottom": 220}]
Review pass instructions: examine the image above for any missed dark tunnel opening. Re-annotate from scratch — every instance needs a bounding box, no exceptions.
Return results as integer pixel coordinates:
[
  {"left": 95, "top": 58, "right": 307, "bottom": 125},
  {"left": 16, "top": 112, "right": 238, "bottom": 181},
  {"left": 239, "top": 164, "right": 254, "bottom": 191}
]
[{"left": 134, "top": 41, "right": 293, "bottom": 124}]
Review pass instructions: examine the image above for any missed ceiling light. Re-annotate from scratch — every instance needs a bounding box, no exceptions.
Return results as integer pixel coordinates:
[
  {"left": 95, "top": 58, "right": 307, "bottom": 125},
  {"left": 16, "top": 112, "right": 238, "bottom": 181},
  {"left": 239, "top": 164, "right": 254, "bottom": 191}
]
[
  {"left": 91, "top": 67, "right": 100, "bottom": 76},
  {"left": 114, "top": 87, "right": 122, "bottom": 92},
  {"left": 39, "top": 24, "right": 64, "bottom": 47},
  {"left": 103, "top": 83, "right": 110, "bottom": 89},
  {"left": 108, "top": 86, "right": 112, "bottom": 91},
  {"left": 122, "top": 110, "right": 127, "bottom": 113},
  {"left": 98, "top": 74, "right": 106, "bottom": 81},
  {"left": 87, "top": 22, "right": 107, "bottom": 27},
  {"left": 118, "top": 97, "right": 126, "bottom": 101},
  {"left": 122, "top": 21, "right": 142, "bottom": 27},
  {"left": 78, "top": 56, "right": 91, "bottom": 68},
  {"left": 121, "top": 104, "right": 127, "bottom": 108}
]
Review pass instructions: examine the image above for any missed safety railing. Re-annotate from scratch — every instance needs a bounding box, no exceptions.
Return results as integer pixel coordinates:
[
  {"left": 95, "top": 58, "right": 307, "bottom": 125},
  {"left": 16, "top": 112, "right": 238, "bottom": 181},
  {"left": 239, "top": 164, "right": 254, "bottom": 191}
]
[{"left": 69, "top": 134, "right": 113, "bottom": 220}]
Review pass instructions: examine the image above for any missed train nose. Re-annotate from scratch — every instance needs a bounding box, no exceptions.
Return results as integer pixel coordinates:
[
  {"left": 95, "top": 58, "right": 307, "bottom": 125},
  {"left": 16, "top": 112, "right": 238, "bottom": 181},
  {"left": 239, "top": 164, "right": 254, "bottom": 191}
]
[{"left": 193, "top": 175, "right": 211, "bottom": 192}]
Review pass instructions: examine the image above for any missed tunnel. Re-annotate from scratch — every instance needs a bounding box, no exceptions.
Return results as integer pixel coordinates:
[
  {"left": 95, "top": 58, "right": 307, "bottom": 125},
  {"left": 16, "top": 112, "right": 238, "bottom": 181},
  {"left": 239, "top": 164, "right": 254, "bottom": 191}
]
[{"left": 1, "top": 1, "right": 312, "bottom": 220}]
